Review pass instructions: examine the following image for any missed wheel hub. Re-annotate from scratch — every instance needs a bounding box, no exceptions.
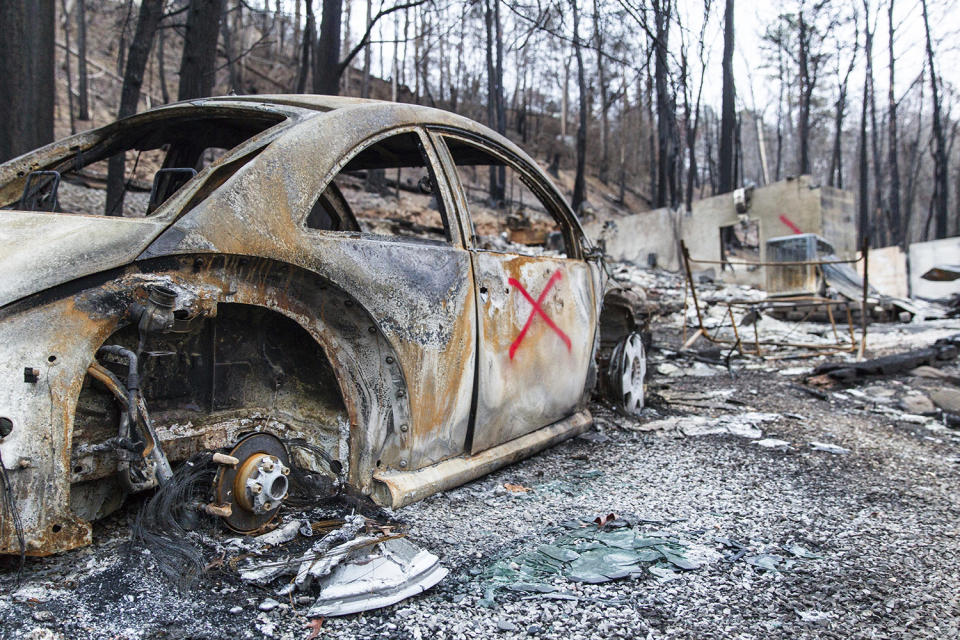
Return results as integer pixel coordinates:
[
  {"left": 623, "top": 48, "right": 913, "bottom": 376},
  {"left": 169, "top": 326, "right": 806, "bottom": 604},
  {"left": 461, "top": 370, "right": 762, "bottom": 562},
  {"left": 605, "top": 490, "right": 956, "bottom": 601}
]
[
  {"left": 214, "top": 433, "right": 291, "bottom": 533},
  {"left": 234, "top": 452, "right": 290, "bottom": 514}
]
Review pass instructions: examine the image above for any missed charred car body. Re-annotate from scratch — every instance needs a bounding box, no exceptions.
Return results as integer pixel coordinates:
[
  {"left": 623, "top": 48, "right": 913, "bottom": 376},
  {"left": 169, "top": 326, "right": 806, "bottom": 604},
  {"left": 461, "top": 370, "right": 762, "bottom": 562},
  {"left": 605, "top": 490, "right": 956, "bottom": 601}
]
[{"left": 0, "top": 96, "right": 646, "bottom": 556}]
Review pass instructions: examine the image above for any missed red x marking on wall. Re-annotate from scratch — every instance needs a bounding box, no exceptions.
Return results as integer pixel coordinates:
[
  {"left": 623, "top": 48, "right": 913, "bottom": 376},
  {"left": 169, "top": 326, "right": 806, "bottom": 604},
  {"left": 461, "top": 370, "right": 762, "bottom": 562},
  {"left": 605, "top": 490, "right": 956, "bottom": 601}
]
[{"left": 507, "top": 270, "right": 572, "bottom": 360}]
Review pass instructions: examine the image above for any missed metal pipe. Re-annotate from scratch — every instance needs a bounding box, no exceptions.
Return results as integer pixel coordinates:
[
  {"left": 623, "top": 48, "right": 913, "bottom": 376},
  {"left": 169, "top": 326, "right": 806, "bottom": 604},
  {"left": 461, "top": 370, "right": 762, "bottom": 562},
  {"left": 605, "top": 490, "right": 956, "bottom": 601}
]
[
  {"left": 684, "top": 256, "right": 863, "bottom": 267},
  {"left": 859, "top": 242, "right": 870, "bottom": 360},
  {"left": 96, "top": 346, "right": 139, "bottom": 428}
]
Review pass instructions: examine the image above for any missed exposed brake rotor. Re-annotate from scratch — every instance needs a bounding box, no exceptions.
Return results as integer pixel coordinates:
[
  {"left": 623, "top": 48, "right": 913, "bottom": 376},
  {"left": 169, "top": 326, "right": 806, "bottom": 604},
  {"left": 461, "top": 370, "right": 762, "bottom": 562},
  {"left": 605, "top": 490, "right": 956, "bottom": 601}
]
[{"left": 212, "top": 432, "right": 291, "bottom": 533}]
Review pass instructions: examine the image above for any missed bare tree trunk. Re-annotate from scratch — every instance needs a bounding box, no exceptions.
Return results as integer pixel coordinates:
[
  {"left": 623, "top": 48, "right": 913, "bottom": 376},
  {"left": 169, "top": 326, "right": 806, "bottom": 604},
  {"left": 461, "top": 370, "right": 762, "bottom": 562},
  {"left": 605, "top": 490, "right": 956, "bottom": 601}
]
[
  {"left": 178, "top": 0, "right": 225, "bottom": 100},
  {"left": 312, "top": 0, "right": 342, "bottom": 95},
  {"left": 886, "top": 0, "right": 901, "bottom": 246},
  {"left": 570, "top": 0, "right": 587, "bottom": 214},
  {"left": 157, "top": 19, "right": 170, "bottom": 103},
  {"left": 60, "top": 0, "right": 76, "bottom": 135},
  {"left": 902, "top": 67, "right": 924, "bottom": 244},
  {"left": 705, "top": 109, "right": 716, "bottom": 193},
  {"left": 274, "top": 0, "right": 283, "bottom": 55},
  {"left": 774, "top": 24, "right": 784, "bottom": 182},
  {"left": 797, "top": 8, "right": 812, "bottom": 175},
  {"left": 0, "top": 0, "right": 55, "bottom": 163},
  {"left": 361, "top": 0, "right": 371, "bottom": 98},
  {"left": 451, "top": 3, "right": 465, "bottom": 111},
  {"left": 857, "top": 61, "right": 870, "bottom": 246},
  {"left": 76, "top": 0, "right": 90, "bottom": 120},
  {"left": 484, "top": 0, "right": 504, "bottom": 203},
  {"left": 618, "top": 65, "right": 628, "bottom": 203},
  {"left": 105, "top": 0, "right": 164, "bottom": 215},
  {"left": 494, "top": 1, "right": 505, "bottom": 137},
  {"left": 653, "top": 0, "right": 677, "bottom": 208},
  {"left": 593, "top": 0, "right": 609, "bottom": 184},
  {"left": 646, "top": 65, "right": 655, "bottom": 202},
  {"left": 921, "top": 0, "right": 947, "bottom": 239},
  {"left": 294, "top": 0, "right": 301, "bottom": 52},
  {"left": 829, "top": 18, "right": 858, "bottom": 189},
  {"left": 718, "top": 0, "right": 736, "bottom": 193},
  {"left": 391, "top": 9, "right": 400, "bottom": 101},
  {"left": 221, "top": 1, "right": 239, "bottom": 91},
  {"left": 561, "top": 58, "right": 569, "bottom": 140},
  {"left": 866, "top": 15, "right": 884, "bottom": 245},
  {"left": 233, "top": 0, "right": 245, "bottom": 90},
  {"left": 296, "top": 0, "right": 315, "bottom": 93}
]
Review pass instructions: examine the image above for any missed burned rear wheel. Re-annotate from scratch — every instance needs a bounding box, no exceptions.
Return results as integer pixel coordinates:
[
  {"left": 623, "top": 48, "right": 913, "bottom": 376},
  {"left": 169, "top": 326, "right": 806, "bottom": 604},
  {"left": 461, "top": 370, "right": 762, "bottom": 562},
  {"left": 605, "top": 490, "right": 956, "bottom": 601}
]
[{"left": 607, "top": 332, "right": 646, "bottom": 416}]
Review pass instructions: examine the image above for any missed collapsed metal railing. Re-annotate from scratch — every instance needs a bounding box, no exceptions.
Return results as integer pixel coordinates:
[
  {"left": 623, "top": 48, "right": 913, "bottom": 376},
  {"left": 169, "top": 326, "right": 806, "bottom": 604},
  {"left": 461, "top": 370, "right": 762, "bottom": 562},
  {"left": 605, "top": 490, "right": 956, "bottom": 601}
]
[{"left": 680, "top": 240, "right": 870, "bottom": 359}]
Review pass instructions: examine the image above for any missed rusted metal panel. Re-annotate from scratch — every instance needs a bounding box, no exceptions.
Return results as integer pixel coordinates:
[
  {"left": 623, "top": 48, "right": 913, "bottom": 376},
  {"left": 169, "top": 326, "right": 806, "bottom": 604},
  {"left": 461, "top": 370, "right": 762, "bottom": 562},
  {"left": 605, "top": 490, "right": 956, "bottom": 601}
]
[
  {"left": 0, "top": 295, "right": 117, "bottom": 555},
  {"left": 0, "top": 212, "right": 168, "bottom": 307}
]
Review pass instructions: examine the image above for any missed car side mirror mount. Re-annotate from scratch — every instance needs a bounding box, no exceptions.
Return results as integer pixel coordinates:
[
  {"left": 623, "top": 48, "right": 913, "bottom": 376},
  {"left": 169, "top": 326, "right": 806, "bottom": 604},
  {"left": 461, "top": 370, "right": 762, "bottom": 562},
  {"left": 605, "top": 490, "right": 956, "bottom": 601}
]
[{"left": 584, "top": 245, "right": 605, "bottom": 261}]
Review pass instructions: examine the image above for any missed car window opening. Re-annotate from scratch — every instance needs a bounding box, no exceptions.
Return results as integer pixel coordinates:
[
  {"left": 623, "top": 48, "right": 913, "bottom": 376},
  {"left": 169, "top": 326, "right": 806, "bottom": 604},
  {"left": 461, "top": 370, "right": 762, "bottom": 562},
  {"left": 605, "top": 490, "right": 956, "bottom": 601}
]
[
  {"left": 3, "top": 111, "right": 286, "bottom": 218},
  {"left": 441, "top": 136, "right": 569, "bottom": 258},
  {"left": 306, "top": 131, "right": 452, "bottom": 244}
]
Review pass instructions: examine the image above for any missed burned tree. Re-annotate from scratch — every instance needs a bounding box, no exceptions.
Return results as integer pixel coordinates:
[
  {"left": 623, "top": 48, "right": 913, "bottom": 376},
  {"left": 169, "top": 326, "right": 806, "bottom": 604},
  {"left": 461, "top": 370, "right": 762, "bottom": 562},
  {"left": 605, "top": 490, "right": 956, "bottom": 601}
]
[
  {"left": 653, "top": 0, "right": 678, "bottom": 208},
  {"left": 105, "top": 0, "right": 165, "bottom": 215},
  {"left": 312, "top": 0, "right": 428, "bottom": 96},
  {"left": 570, "top": 0, "right": 587, "bottom": 213},
  {"left": 717, "top": 0, "right": 736, "bottom": 194},
  {"left": 76, "top": 0, "right": 90, "bottom": 120},
  {"left": 178, "top": 0, "right": 226, "bottom": 101},
  {"left": 0, "top": 0, "right": 55, "bottom": 163},
  {"left": 886, "top": 0, "right": 901, "bottom": 246},
  {"left": 484, "top": 0, "right": 505, "bottom": 204},
  {"left": 828, "top": 11, "right": 858, "bottom": 190},
  {"left": 921, "top": 0, "right": 948, "bottom": 240}
]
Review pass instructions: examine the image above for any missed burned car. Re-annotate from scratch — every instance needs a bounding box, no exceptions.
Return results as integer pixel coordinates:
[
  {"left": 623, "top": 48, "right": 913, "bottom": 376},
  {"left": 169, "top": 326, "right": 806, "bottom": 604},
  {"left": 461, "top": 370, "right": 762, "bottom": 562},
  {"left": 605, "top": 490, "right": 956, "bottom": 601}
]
[{"left": 0, "top": 96, "right": 646, "bottom": 556}]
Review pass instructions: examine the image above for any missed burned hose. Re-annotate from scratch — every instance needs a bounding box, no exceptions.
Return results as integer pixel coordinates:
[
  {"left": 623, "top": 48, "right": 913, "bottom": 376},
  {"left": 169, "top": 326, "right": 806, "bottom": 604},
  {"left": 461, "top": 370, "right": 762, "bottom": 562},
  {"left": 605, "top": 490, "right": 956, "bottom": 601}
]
[
  {"left": 93, "top": 346, "right": 173, "bottom": 489},
  {"left": 96, "top": 346, "right": 139, "bottom": 431}
]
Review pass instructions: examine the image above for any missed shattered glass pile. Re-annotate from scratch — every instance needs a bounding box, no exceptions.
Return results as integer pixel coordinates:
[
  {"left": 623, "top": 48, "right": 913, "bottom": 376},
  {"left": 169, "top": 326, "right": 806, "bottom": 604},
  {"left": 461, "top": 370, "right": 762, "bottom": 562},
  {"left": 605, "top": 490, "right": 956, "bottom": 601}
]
[{"left": 478, "top": 519, "right": 716, "bottom": 605}]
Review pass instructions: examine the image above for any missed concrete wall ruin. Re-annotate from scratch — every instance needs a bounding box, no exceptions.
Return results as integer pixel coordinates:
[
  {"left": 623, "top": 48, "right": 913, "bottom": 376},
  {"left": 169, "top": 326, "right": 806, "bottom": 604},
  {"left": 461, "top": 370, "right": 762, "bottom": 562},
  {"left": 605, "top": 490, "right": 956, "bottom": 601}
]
[{"left": 584, "top": 176, "right": 858, "bottom": 278}]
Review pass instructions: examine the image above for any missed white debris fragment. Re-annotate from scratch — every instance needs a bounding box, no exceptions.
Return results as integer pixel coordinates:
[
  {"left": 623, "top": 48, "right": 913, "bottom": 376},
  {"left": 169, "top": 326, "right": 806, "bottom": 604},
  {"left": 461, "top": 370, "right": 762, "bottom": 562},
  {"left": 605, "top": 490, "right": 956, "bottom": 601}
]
[
  {"left": 680, "top": 413, "right": 780, "bottom": 439},
  {"left": 307, "top": 537, "right": 449, "bottom": 617},
  {"left": 255, "top": 519, "right": 303, "bottom": 547},
  {"left": 300, "top": 536, "right": 382, "bottom": 584},
  {"left": 755, "top": 438, "right": 791, "bottom": 449},
  {"left": 809, "top": 442, "right": 851, "bottom": 455},
  {"left": 12, "top": 586, "right": 52, "bottom": 603},
  {"left": 797, "top": 610, "right": 834, "bottom": 623},
  {"left": 239, "top": 557, "right": 292, "bottom": 585},
  {"left": 657, "top": 363, "right": 681, "bottom": 376},
  {"left": 258, "top": 598, "right": 280, "bottom": 611},
  {"left": 256, "top": 613, "right": 277, "bottom": 637},
  {"left": 237, "top": 514, "right": 447, "bottom": 617}
]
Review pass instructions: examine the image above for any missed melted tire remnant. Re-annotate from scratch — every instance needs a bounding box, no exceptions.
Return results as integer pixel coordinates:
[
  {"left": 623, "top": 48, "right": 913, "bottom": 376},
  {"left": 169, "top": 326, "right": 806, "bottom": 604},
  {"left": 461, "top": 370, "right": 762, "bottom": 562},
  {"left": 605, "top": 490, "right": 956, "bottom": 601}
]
[{"left": 130, "top": 452, "right": 217, "bottom": 590}]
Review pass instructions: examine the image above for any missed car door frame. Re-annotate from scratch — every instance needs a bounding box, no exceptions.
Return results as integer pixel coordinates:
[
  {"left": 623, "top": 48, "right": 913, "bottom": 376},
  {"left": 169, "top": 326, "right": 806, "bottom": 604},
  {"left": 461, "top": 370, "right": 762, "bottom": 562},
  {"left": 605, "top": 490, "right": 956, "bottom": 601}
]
[
  {"left": 297, "top": 124, "right": 480, "bottom": 472},
  {"left": 426, "top": 127, "right": 600, "bottom": 454}
]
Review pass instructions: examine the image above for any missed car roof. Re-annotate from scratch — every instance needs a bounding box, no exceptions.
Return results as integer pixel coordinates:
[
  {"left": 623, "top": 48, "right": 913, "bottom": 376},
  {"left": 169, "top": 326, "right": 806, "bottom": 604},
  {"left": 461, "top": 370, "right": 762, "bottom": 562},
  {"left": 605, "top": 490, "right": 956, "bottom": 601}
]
[{"left": 183, "top": 94, "right": 496, "bottom": 134}]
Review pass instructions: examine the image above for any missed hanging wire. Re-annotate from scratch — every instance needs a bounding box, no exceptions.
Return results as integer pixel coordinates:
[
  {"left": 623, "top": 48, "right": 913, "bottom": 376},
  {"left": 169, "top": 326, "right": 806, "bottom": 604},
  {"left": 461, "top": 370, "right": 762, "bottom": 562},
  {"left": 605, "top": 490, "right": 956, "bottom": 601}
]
[{"left": 0, "top": 449, "right": 26, "bottom": 585}]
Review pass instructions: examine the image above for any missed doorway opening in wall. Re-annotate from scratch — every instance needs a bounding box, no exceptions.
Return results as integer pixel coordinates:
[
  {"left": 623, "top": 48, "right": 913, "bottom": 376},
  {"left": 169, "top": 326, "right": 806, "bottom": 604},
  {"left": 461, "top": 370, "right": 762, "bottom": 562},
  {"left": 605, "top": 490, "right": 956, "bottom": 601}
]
[{"left": 719, "top": 219, "right": 761, "bottom": 273}]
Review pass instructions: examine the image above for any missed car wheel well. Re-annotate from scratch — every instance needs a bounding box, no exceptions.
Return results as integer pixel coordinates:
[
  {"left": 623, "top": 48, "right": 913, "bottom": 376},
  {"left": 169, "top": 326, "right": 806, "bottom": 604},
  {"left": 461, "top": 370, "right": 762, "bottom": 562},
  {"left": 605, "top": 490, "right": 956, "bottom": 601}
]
[{"left": 71, "top": 302, "right": 349, "bottom": 520}]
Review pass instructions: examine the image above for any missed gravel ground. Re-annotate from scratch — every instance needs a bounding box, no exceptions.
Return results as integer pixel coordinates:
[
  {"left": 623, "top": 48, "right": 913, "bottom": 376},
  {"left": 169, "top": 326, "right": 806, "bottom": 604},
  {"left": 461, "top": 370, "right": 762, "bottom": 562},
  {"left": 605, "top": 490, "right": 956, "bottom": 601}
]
[{"left": 2, "top": 291, "right": 959, "bottom": 639}]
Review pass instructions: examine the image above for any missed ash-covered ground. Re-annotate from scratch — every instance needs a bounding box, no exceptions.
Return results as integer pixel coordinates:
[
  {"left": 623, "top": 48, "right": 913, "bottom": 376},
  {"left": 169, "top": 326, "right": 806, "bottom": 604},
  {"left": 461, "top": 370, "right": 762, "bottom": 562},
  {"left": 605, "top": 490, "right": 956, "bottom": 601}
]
[{"left": 2, "top": 270, "right": 959, "bottom": 640}]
